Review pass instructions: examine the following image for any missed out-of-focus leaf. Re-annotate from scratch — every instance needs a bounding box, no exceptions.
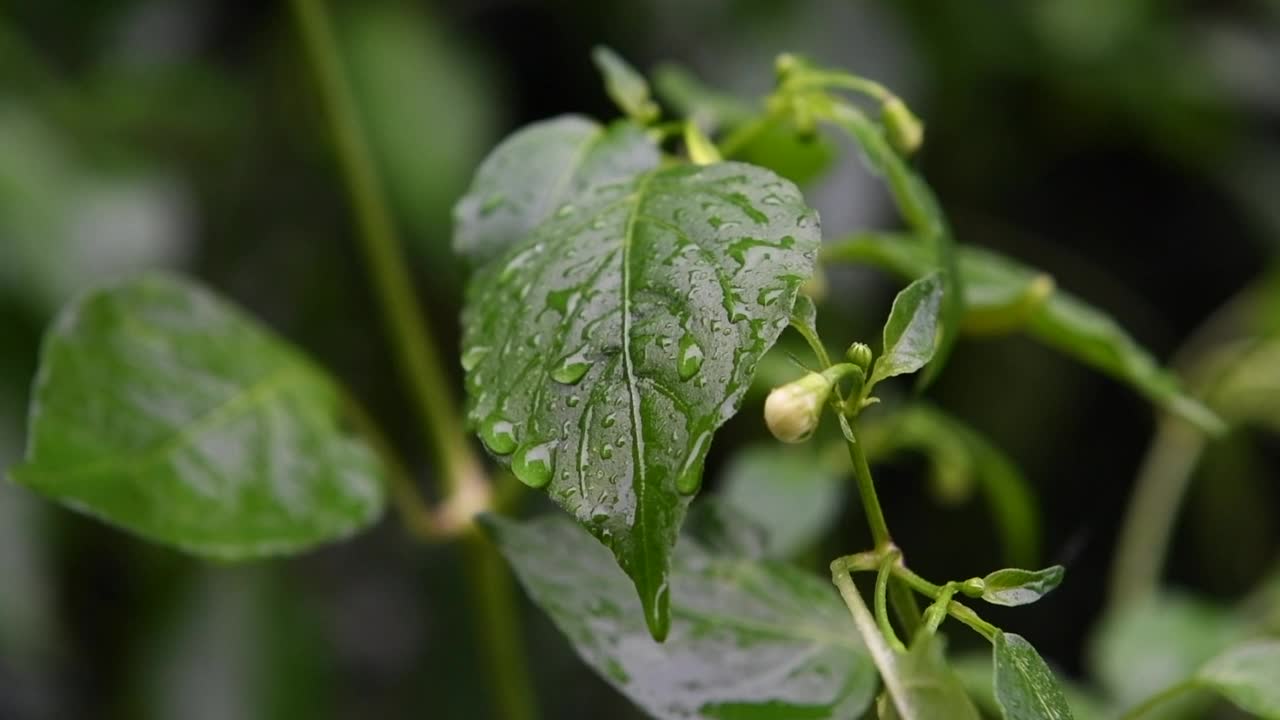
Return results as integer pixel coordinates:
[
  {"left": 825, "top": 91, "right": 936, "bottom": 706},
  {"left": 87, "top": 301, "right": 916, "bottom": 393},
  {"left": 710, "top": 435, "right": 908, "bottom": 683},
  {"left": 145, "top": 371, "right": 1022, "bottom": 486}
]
[
  {"left": 993, "top": 632, "right": 1075, "bottom": 719},
  {"left": 880, "top": 633, "right": 982, "bottom": 720},
  {"left": 823, "top": 234, "right": 1223, "bottom": 434},
  {"left": 1207, "top": 338, "right": 1280, "bottom": 434},
  {"left": 952, "top": 652, "right": 1107, "bottom": 720},
  {"left": 592, "top": 46, "right": 659, "bottom": 124},
  {"left": 0, "top": 104, "right": 193, "bottom": 315},
  {"left": 11, "top": 273, "right": 387, "bottom": 558},
  {"left": 1195, "top": 641, "right": 1280, "bottom": 718},
  {"left": 864, "top": 403, "right": 1040, "bottom": 567},
  {"left": 460, "top": 162, "right": 821, "bottom": 640},
  {"left": 1089, "top": 591, "right": 1247, "bottom": 710},
  {"left": 340, "top": 1, "right": 496, "bottom": 269},
  {"left": 681, "top": 498, "right": 768, "bottom": 560},
  {"left": 451, "top": 115, "right": 660, "bottom": 266},
  {"left": 718, "top": 443, "right": 845, "bottom": 558},
  {"left": 652, "top": 64, "right": 836, "bottom": 186},
  {"left": 484, "top": 513, "right": 879, "bottom": 720},
  {"left": 981, "top": 566, "right": 1065, "bottom": 607},
  {"left": 870, "top": 272, "right": 943, "bottom": 386}
]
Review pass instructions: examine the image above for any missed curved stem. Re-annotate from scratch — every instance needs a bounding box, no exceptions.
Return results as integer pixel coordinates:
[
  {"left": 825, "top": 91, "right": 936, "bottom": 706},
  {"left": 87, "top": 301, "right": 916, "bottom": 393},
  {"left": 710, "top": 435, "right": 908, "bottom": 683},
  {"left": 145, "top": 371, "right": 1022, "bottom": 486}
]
[
  {"left": 876, "top": 552, "right": 906, "bottom": 652},
  {"left": 1108, "top": 416, "right": 1206, "bottom": 609}
]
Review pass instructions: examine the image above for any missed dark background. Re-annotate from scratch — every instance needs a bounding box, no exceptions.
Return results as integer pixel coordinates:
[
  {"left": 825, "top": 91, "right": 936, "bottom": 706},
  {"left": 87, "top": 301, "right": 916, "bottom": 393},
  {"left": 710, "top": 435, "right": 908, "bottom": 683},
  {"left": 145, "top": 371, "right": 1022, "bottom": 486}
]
[{"left": 1, "top": 0, "right": 1278, "bottom": 718}]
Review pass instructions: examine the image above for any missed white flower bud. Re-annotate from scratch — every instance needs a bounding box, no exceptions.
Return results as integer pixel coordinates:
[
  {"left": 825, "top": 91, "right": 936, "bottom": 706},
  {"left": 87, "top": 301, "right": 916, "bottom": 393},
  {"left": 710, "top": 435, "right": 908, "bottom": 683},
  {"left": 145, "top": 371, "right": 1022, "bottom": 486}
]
[{"left": 764, "top": 371, "right": 833, "bottom": 443}]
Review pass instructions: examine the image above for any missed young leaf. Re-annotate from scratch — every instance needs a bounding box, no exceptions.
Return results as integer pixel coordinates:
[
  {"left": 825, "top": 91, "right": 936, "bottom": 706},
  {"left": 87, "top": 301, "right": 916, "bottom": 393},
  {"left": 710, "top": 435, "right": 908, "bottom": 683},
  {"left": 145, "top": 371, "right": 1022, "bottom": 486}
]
[
  {"left": 452, "top": 115, "right": 660, "bottom": 266},
  {"left": 460, "top": 162, "right": 821, "bottom": 640},
  {"left": 10, "top": 274, "right": 387, "bottom": 559},
  {"left": 483, "top": 513, "right": 878, "bottom": 720},
  {"left": 981, "top": 566, "right": 1065, "bottom": 607},
  {"left": 992, "top": 632, "right": 1075, "bottom": 720},
  {"left": 1196, "top": 641, "right": 1280, "bottom": 718},
  {"left": 592, "top": 46, "right": 659, "bottom": 124},
  {"left": 718, "top": 443, "right": 846, "bottom": 558},
  {"left": 870, "top": 272, "right": 944, "bottom": 386},
  {"left": 823, "top": 234, "right": 1223, "bottom": 434}
]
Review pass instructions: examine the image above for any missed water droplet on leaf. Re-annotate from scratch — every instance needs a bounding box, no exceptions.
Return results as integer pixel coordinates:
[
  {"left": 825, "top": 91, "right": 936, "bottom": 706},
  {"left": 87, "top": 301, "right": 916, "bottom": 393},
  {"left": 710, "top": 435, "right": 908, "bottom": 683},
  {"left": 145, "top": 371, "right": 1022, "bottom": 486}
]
[
  {"left": 461, "top": 345, "right": 490, "bottom": 371},
  {"left": 551, "top": 347, "right": 591, "bottom": 385},
  {"left": 479, "top": 414, "right": 517, "bottom": 455},
  {"left": 512, "top": 440, "right": 556, "bottom": 488},
  {"left": 677, "top": 333, "right": 704, "bottom": 381}
]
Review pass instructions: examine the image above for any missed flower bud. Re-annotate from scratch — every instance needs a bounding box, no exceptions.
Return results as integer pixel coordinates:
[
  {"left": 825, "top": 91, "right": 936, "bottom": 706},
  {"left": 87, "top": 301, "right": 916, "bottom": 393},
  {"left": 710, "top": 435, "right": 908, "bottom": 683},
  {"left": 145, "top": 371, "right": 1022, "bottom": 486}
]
[
  {"left": 960, "top": 577, "right": 986, "bottom": 598},
  {"left": 764, "top": 371, "right": 833, "bottom": 443},
  {"left": 881, "top": 97, "right": 924, "bottom": 156},
  {"left": 845, "top": 342, "right": 873, "bottom": 372}
]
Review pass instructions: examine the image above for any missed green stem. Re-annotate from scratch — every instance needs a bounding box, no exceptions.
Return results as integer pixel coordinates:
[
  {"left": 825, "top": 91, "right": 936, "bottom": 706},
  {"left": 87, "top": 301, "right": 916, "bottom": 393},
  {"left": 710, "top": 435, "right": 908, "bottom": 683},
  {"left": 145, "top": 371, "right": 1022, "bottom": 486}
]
[
  {"left": 844, "top": 422, "right": 891, "bottom": 548},
  {"left": 892, "top": 565, "right": 998, "bottom": 641},
  {"left": 831, "top": 563, "right": 912, "bottom": 704},
  {"left": 1117, "top": 680, "right": 1199, "bottom": 720},
  {"left": 1109, "top": 416, "right": 1206, "bottom": 609},
  {"left": 875, "top": 553, "right": 906, "bottom": 651},
  {"left": 290, "top": 2, "right": 536, "bottom": 718}
]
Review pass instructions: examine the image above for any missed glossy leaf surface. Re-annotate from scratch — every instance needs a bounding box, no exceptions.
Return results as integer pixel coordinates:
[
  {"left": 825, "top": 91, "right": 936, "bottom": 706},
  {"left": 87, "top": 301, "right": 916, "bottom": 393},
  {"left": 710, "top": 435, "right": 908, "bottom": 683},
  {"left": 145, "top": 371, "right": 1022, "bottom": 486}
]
[
  {"left": 981, "top": 566, "right": 1065, "bottom": 607},
  {"left": 11, "top": 274, "right": 387, "bottom": 558},
  {"left": 484, "top": 513, "right": 877, "bottom": 720},
  {"left": 452, "top": 115, "right": 660, "bottom": 266},
  {"left": 993, "top": 632, "right": 1075, "bottom": 720},
  {"left": 870, "top": 272, "right": 943, "bottom": 386},
  {"left": 461, "top": 162, "right": 821, "bottom": 639}
]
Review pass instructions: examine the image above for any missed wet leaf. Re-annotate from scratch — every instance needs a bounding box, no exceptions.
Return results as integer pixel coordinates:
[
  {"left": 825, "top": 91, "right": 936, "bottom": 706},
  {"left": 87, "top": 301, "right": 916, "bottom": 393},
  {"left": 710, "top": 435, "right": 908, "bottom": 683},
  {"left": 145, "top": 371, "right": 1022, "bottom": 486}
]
[
  {"left": 719, "top": 443, "right": 845, "bottom": 558},
  {"left": 593, "top": 46, "right": 659, "bottom": 124},
  {"left": 870, "top": 272, "right": 943, "bottom": 386},
  {"left": 981, "top": 566, "right": 1065, "bottom": 607},
  {"left": 823, "top": 234, "right": 1223, "bottom": 434},
  {"left": 461, "top": 162, "right": 820, "bottom": 640},
  {"left": 484, "top": 513, "right": 877, "bottom": 720},
  {"left": 1196, "top": 641, "right": 1280, "bottom": 718},
  {"left": 993, "top": 632, "right": 1075, "bottom": 720},
  {"left": 10, "top": 274, "right": 387, "bottom": 558},
  {"left": 452, "top": 115, "right": 660, "bottom": 266}
]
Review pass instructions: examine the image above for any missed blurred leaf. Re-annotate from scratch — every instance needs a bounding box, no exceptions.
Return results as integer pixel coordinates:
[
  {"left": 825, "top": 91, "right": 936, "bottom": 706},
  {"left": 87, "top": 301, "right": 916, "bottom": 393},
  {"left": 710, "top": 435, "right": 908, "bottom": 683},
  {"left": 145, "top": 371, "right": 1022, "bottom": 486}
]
[
  {"left": 451, "top": 115, "right": 660, "bottom": 266},
  {"left": 0, "top": 103, "right": 193, "bottom": 315},
  {"left": 823, "top": 234, "right": 1223, "bottom": 434},
  {"left": 992, "top": 632, "right": 1075, "bottom": 719},
  {"left": 981, "top": 566, "right": 1065, "bottom": 607},
  {"left": 592, "top": 46, "right": 659, "bottom": 124},
  {"left": 483, "top": 513, "right": 879, "bottom": 720},
  {"left": 1207, "top": 337, "right": 1280, "bottom": 434},
  {"left": 652, "top": 64, "right": 835, "bottom": 186},
  {"left": 11, "top": 273, "right": 387, "bottom": 558},
  {"left": 681, "top": 497, "right": 769, "bottom": 559},
  {"left": 339, "top": 1, "right": 496, "bottom": 268},
  {"left": 870, "top": 272, "right": 943, "bottom": 386},
  {"left": 952, "top": 652, "right": 1107, "bottom": 720},
  {"left": 460, "top": 162, "right": 821, "bottom": 640},
  {"left": 879, "top": 633, "right": 982, "bottom": 720},
  {"left": 1196, "top": 641, "right": 1280, "bottom": 718},
  {"left": 1089, "top": 592, "right": 1247, "bottom": 710},
  {"left": 865, "top": 403, "right": 1040, "bottom": 567},
  {"left": 718, "top": 443, "right": 846, "bottom": 558}
]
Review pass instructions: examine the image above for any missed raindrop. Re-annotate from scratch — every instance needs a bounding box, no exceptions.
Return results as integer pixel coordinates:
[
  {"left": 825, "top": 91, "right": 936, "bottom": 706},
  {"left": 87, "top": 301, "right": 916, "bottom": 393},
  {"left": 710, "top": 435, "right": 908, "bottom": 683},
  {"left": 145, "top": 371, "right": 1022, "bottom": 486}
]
[
  {"left": 479, "top": 414, "right": 517, "bottom": 455},
  {"left": 602, "top": 413, "right": 617, "bottom": 428},
  {"left": 676, "top": 431, "right": 711, "bottom": 495},
  {"left": 566, "top": 395, "right": 581, "bottom": 408},
  {"left": 512, "top": 440, "right": 556, "bottom": 488},
  {"left": 600, "top": 445, "right": 614, "bottom": 460},
  {"left": 461, "top": 345, "right": 490, "bottom": 371},
  {"left": 756, "top": 287, "right": 784, "bottom": 307},
  {"left": 677, "top": 333, "right": 704, "bottom": 381},
  {"left": 551, "top": 347, "right": 591, "bottom": 385}
]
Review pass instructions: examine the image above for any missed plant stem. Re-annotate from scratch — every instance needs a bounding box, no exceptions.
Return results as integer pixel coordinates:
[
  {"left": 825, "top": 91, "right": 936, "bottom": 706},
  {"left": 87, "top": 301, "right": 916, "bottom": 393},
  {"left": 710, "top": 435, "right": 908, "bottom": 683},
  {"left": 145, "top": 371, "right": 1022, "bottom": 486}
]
[
  {"left": 290, "top": 2, "right": 536, "bottom": 718},
  {"left": 875, "top": 553, "right": 905, "bottom": 652},
  {"left": 831, "top": 563, "right": 911, "bottom": 705},
  {"left": 1116, "top": 680, "right": 1199, "bottom": 720},
  {"left": 1108, "top": 415, "right": 1206, "bottom": 609},
  {"left": 891, "top": 565, "right": 998, "bottom": 641},
  {"left": 289, "top": 0, "right": 482, "bottom": 504},
  {"left": 844, "top": 423, "right": 892, "bottom": 549}
]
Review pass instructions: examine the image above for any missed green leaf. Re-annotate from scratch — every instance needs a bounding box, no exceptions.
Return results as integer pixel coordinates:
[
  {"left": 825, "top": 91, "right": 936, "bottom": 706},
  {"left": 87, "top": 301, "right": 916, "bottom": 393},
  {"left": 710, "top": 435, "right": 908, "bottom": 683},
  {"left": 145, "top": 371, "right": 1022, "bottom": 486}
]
[
  {"left": 993, "top": 632, "right": 1075, "bottom": 720},
  {"left": 882, "top": 633, "right": 983, "bottom": 720},
  {"left": 461, "top": 161, "right": 821, "bottom": 640},
  {"left": 483, "top": 513, "right": 878, "bottom": 720},
  {"left": 981, "top": 566, "right": 1065, "bottom": 607},
  {"left": 452, "top": 115, "right": 661, "bottom": 266},
  {"left": 1196, "top": 641, "right": 1280, "bottom": 718},
  {"left": 952, "top": 652, "right": 1107, "bottom": 720},
  {"left": 823, "top": 234, "right": 1223, "bottom": 434},
  {"left": 10, "top": 273, "right": 387, "bottom": 558},
  {"left": 870, "top": 272, "right": 944, "bottom": 386},
  {"left": 1089, "top": 591, "right": 1247, "bottom": 709},
  {"left": 592, "top": 46, "right": 659, "bottom": 124},
  {"left": 719, "top": 443, "right": 845, "bottom": 558}
]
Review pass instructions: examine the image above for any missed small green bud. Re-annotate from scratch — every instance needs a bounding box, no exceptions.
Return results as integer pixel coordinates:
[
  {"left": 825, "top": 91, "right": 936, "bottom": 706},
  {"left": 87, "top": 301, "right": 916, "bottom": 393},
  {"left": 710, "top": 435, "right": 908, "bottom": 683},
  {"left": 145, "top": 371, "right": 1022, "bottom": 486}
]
[
  {"left": 845, "top": 342, "right": 874, "bottom": 372},
  {"left": 764, "top": 371, "right": 833, "bottom": 443},
  {"left": 960, "top": 577, "right": 986, "bottom": 597},
  {"left": 774, "top": 53, "right": 801, "bottom": 81},
  {"left": 881, "top": 97, "right": 924, "bottom": 156}
]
